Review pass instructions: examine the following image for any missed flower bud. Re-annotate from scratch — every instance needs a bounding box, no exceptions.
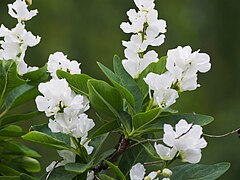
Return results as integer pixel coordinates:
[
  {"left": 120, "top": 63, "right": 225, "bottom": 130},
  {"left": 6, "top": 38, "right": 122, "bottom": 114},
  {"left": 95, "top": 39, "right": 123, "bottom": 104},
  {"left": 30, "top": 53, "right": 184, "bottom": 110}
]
[
  {"left": 144, "top": 176, "right": 151, "bottom": 180},
  {"left": 26, "top": 0, "right": 32, "bottom": 6},
  {"left": 162, "top": 168, "right": 173, "bottom": 177}
]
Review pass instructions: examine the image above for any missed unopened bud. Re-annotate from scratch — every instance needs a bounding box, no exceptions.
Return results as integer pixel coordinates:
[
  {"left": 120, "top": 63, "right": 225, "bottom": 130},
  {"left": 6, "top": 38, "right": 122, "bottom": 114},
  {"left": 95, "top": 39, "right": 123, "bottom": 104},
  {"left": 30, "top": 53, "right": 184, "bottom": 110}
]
[
  {"left": 157, "top": 170, "right": 161, "bottom": 175},
  {"left": 26, "top": 0, "right": 32, "bottom": 6},
  {"left": 162, "top": 168, "right": 172, "bottom": 177},
  {"left": 144, "top": 176, "right": 151, "bottom": 180}
]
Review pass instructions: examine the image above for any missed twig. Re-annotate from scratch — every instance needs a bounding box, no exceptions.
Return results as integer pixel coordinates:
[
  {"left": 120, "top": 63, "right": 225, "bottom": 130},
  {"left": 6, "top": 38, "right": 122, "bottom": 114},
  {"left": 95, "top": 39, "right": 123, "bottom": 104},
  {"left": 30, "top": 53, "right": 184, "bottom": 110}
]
[
  {"left": 203, "top": 128, "right": 240, "bottom": 138},
  {"left": 144, "top": 160, "right": 165, "bottom": 166},
  {"left": 128, "top": 138, "right": 163, "bottom": 149}
]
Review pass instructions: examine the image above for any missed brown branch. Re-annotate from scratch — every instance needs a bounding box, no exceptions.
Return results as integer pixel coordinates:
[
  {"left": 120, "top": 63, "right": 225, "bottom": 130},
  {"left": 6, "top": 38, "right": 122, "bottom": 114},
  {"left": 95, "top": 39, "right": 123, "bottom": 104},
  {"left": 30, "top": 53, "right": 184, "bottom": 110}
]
[{"left": 203, "top": 128, "right": 240, "bottom": 138}]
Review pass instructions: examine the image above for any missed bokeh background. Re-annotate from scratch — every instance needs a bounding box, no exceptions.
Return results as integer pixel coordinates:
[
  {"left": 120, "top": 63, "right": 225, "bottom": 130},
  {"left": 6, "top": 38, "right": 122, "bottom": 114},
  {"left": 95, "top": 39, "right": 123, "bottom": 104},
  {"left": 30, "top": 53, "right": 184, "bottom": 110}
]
[{"left": 0, "top": 0, "right": 240, "bottom": 179}]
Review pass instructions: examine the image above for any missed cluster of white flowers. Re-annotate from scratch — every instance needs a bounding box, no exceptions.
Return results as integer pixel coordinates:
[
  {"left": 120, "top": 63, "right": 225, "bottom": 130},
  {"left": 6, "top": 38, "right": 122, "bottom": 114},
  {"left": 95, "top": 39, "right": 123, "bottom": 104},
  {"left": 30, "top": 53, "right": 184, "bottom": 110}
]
[
  {"left": 130, "top": 163, "right": 172, "bottom": 180},
  {"left": 120, "top": 0, "right": 166, "bottom": 78},
  {"left": 0, "top": 0, "right": 40, "bottom": 75},
  {"left": 36, "top": 52, "right": 95, "bottom": 139},
  {"left": 154, "top": 119, "right": 207, "bottom": 164}
]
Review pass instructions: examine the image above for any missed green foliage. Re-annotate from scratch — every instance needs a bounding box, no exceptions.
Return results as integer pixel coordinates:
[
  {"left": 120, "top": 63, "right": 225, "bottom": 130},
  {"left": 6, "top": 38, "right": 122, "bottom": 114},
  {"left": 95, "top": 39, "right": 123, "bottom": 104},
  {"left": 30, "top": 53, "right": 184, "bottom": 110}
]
[
  {"left": 171, "top": 162, "right": 230, "bottom": 180},
  {"left": 40, "top": 167, "right": 77, "bottom": 180},
  {"left": 104, "top": 160, "right": 126, "bottom": 180}
]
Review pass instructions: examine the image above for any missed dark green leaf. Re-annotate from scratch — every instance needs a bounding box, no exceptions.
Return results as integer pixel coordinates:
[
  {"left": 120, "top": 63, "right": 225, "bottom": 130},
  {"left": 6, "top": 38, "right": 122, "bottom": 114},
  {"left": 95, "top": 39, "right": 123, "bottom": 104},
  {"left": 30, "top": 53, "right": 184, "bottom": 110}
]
[
  {"left": 99, "top": 174, "right": 115, "bottom": 180},
  {"left": 0, "top": 177, "right": 19, "bottom": 180},
  {"left": 0, "top": 164, "right": 20, "bottom": 176},
  {"left": 104, "top": 160, "right": 126, "bottom": 180},
  {"left": 57, "top": 70, "right": 92, "bottom": 96},
  {"left": 22, "top": 131, "right": 72, "bottom": 150},
  {"left": 113, "top": 55, "right": 143, "bottom": 112},
  {"left": 89, "top": 121, "right": 119, "bottom": 140},
  {"left": 13, "top": 156, "right": 40, "bottom": 172},
  {"left": 88, "top": 79, "right": 123, "bottom": 120},
  {"left": 0, "top": 141, "right": 40, "bottom": 158},
  {"left": 171, "top": 162, "right": 230, "bottom": 180},
  {"left": 64, "top": 163, "right": 91, "bottom": 174},
  {"left": 40, "top": 166, "right": 77, "bottom": 180},
  {"left": 90, "top": 133, "right": 109, "bottom": 158},
  {"left": 0, "top": 111, "right": 40, "bottom": 127},
  {"left": 94, "top": 149, "right": 115, "bottom": 164},
  {"left": 98, "top": 62, "right": 135, "bottom": 109},
  {"left": 0, "top": 125, "right": 22, "bottom": 137}
]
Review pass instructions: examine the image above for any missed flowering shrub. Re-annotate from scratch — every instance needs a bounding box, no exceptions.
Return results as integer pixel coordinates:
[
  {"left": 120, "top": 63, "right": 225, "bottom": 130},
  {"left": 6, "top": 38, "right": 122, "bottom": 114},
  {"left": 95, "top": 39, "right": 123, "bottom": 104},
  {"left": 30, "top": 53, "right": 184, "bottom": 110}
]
[{"left": 0, "top": 0, "right": 234, "bottom": 179}]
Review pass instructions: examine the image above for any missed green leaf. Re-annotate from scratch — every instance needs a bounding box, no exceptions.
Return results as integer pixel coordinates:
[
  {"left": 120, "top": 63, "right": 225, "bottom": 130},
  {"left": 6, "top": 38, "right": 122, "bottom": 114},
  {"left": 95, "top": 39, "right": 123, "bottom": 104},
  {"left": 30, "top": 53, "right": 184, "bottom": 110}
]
[
  {"left": 3, "top": 83, "right": 36, "bottom": 111},
  {"left": 90, "top": 133, "right": 109, "bottom": 158},
  {"left": 142, "top": 113, "right": 214, "bottom": 134},
  {"left": 22, "top": 131, "right": 72, "bottom": 150},
  {"left": 13, "top": 156, "right": 41, "bottom": 172},
  {"left": 0, "top": 164, "right": 20, "bottom": 176},
  {"left": 98, "top": 62, "right": 135, "bottom": 110},
  {"left": 0, "top": 177, "right": 19, "bottom": 180},
  {"left": 23, "top": 64, "right": 49, "bottom": 85},
  {"left": 132, "top": 108, "right": 162, "bottom": 132},
  {"left": 89, "top": 120, "right": 119, "bottom": 140},
  {"left": 0, "top": 111, "right": 40, "bottom": 127},
  {"left": 30, "top": 123, "right": 70, "bottom": 146},
  {"left": 104, "top": 160, "right": 126, "bottom": 180},
  {"left": 136, "top": 56, "right": 167, "bottom": 96},
  {"left": 40, "top": 166, "right": 77, "bottom": 180},
  {"left": 0, "top": 141, "right": 41, "bottom": 158},
  {"left": 171, "top": 162, "right": 230, "bottom": 180},
  {"left": 99, "top": 174, "right": 115, "bottom": 180},
  {"left": 0, "top": 60, "right": 26, "bottom": 106},
  {"left": 113, "top": 55, "right": 143, "bottom": 112},
  {"left": 88, "top": 79, "right": 123, "bottom": 120},
  {"left": 64, "top": 163, "right": 91, "bottom": 174},
  {"left": 57, "top": 70, "right": 92, "bottom": 96},
  {"left": 20, "top": 173, "right": 36, "bottom": 180},
  {"left": 119, "top": 145, "right": 152, "bottom": 178},
  {"left": 0, "top": 125, "right": 22, "bottom": 137},
  {"left": 94, "top": 149, "right": 115, "bottom": 165}
]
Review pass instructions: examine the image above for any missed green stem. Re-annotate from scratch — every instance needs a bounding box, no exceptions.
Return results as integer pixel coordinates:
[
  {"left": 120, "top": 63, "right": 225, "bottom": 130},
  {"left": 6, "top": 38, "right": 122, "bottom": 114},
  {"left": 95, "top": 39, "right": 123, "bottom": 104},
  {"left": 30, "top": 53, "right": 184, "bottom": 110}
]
[{"left": 146, "top": 98, "right": 154, "bottom": 111}]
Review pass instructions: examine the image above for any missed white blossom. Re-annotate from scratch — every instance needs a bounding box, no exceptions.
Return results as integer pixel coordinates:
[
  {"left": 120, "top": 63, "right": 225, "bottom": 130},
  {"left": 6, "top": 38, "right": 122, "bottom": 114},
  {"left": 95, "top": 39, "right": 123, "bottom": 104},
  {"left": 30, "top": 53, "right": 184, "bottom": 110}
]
[
  {"left": 8, "top": 0, "right": 38, "bottom": 22},
  {"left": 35, "top": 79, "right": 89, "bottom": 117},
  {"left": 47, "top": 52, "right": 81, "bottom": 79},
  {"left": 144, "top": 72, "right": 179, "bottom": 109},
  {"left": 155, "top": 119, "right": 207, "bottom": 163},
  {"left": 48, "top": 113, "right": 95, "bottom": 138},
  {"left": 134, "top": 0, "right": 155, "bottom": 11},
  {"left": 130, "top": 163, "right": 146, "bottom": 180},
  {"left": 162, "top": 168, "right": 172, "bottom": 177},
  {"left": 166, "top": 46, "right": 211, "bottom": 91}
]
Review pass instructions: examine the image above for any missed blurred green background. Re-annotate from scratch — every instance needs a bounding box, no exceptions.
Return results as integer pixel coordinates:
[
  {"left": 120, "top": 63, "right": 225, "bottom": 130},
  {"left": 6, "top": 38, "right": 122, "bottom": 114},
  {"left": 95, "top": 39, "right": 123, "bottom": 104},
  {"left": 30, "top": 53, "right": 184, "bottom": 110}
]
[{"left": 0, "top": 0, "right": 240, "bottom": 179}]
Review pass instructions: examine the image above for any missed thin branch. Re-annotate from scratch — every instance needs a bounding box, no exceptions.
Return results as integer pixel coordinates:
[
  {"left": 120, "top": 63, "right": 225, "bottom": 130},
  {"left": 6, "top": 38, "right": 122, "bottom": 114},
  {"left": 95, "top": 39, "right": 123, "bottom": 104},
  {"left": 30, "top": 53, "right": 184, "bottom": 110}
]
[
  {"left": 203, "top": 128, "right": 240, "bottom": 138},
  {"left": 128, "top": 138, "right": 163, "bottom": 149},
  {"left": 144, "top": 160, "right": 165, "bottom": 166}
]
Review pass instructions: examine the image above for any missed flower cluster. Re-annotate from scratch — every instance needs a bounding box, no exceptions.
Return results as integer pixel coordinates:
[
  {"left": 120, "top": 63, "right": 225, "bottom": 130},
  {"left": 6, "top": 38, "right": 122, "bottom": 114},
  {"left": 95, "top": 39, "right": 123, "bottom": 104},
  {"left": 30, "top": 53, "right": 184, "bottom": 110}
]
[
  {"left": 130, "top": 163, "right": 172, "bottom": 180},
  {"left": 120, "top": 0, "right": 166, "bottom": 78},
  {"left": 154, "top": 119, "right": 207, "bottom": 163},
  {"left": 36, "top": 52, "right": 95, "bottom": 139},
  {"left": 0, "top": 0, "right": 40, "bottom": 75}
]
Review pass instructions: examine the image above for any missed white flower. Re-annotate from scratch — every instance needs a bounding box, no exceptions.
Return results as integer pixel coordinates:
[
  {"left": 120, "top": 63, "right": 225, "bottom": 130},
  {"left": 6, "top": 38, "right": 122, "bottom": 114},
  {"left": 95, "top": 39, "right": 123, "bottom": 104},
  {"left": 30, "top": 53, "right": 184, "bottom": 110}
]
[
  {"left": 8, "top": 0, "right": 38, "bottom": 21},
  {"left": 47, "top": 52, "right": 81, "bottom": 79},
  {"left": 35, "top": 79, "right": 89, "bottom": 117},
  {"left": 155, "top": 119, "right": 207, "bottom": 163},
  {"left": 48, "top": 113, "right": 95, "bottom": 138},
  {"left": 134, "top": 0, "right": 155, "bottom": 11},
  {"left": 166, "top": 46, "right": 211, "bottom": 91},
  {"left": 162, "top": 168, "right": 172, "bottom": 177},
  {"left": 130, "top": 163, "right": 146, "bottom": 180},
  {"left": 87, "top": 171, "right": 94, "bottom": 180},
  {"left": 144, "top": 72, "right": 179, "bottom": 109}
]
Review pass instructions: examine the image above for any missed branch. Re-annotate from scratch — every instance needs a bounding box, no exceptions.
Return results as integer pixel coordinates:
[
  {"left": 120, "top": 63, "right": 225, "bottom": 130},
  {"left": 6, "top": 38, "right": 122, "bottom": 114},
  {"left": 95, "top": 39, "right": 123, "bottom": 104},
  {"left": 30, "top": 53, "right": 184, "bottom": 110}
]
[{"left": 203, "top": 128, "right": 240, "bottom": 138}]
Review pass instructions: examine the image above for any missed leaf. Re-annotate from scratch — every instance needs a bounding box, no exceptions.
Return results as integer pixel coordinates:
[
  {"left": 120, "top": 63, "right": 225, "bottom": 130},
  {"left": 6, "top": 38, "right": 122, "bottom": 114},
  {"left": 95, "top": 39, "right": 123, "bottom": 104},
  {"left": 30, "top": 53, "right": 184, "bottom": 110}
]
[
  {"left": 94, "top": 149, "right": 116, "bottom": 165},
  {"left": 136, "top": 56, "right": 167, "bottom": 96},
  {"left": 171, "top": 162, "right": 230, "bottom": 180},
  {"left": 0, "top": 141, "right": 41, "bottom": 158},
  {"left": 0, "top": 60, "right": 26, "bottom": 106},
  {"left": 0, "top": 111, "right": 41, "bottom": 127},
  {"left": 0, "top": 125, "right": 22, "bottom": 137},
  {"left": 30, "top": 123, "right": 70, "bottom": 146},
  {"left": 57, "top": 70, "right": 92, "bottom": 96},
  {"left": 113, "top": 55, "right": 143, "bottom": 112},
  {"left": 0, "top": 177, "right": 19, "bottom": 180},
  {"left": 132, "top": 108, "right": 162, "bottom": 132},
  {"left": 98, "top": 62, "right": 135, "bottom": 110},
  {"left": 118, "top": 145, "right": 152, "bottom": 178},
  {"left": 0, "top": 164, "right": 20, "bottom": 176},
  {"left": 99, "top": 174, "right": 115, "bottom": 180},
  {"left": 89, "top": 120, "right": 119, "bottom": 140},
  {"left": 23, "top": 64, "right": 49, "bottom": 85},
  {"left": 40, "top": 166, "right": 77, "bottom": 180},
  {"left": 22, "top": 131, "right": 72, "bottom": 150},
  {"left": 20, "top": 173, "right": 36, "bottom": 180},
  {"left": 142, "top": 113, "right": 214, "bottom": 134},
  {"left": 104, "top": 160, "right": 126, "bottom": 180},
  {"left": 3, "top": 83, "right": 37, "bottom": 111},
  {"left": 90, "top": 133, "right": 109, "bottom": 158},
  {"left": 64, "top": 163, "right": 91, "bottom": 174},
  {"left": 13, "top": 156, "right": 41, "bottom": 173},
  {"left": 88, "top": 79, "right": 123, "bottom": 120}
]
